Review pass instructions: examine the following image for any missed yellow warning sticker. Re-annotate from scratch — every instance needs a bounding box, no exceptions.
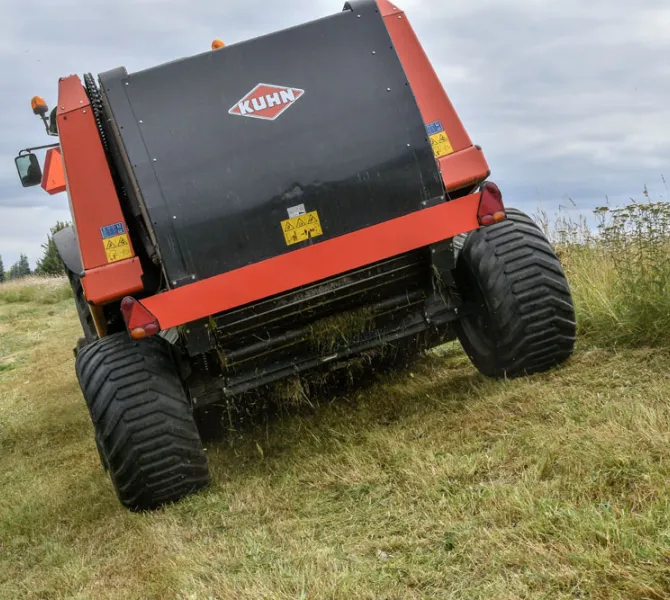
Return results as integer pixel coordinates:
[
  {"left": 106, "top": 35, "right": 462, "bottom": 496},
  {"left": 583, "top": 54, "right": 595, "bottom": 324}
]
[
  {"left": 104, "top": 233, "right": 133, "bottom": 263},
  {"left": 429, "top": 131, "right": 454, "bottom": 158},
  {"left": 281, "top": 210, "right": 323, "bottom": 246}
]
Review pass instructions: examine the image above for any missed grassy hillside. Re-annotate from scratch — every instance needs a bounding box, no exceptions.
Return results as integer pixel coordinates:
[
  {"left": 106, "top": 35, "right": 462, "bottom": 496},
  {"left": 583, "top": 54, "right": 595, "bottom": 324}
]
[{"left": 2, "top": 199, "right": 670, "bottom": 599}]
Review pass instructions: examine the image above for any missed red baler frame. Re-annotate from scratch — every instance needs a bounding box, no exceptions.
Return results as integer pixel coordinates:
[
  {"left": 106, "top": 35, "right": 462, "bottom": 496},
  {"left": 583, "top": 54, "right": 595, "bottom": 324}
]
[{"left": 53, "top": 0, "right": 494, "bottom": 335}]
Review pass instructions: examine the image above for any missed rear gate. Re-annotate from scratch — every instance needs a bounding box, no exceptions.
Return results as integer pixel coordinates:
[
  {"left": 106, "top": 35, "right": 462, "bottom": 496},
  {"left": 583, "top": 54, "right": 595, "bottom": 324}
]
[{"left": 98, "top": 0, "right": 445, "bottom": 288}]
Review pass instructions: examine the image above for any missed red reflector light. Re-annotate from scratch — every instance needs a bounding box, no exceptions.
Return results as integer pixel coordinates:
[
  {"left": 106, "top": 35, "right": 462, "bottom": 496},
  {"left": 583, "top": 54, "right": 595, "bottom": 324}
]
[
  {"left": 121, "top": 297, "right": 161, "bottom": 339},
  {"left": 478, "top": 181, "right": 506, "bottom": 226}
]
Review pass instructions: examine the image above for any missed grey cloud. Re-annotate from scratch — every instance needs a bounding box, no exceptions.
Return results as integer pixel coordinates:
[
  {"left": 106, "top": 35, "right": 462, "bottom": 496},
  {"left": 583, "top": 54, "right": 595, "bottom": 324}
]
[{"left": 416, "top": 0, "right": 669, "bottom": 217}]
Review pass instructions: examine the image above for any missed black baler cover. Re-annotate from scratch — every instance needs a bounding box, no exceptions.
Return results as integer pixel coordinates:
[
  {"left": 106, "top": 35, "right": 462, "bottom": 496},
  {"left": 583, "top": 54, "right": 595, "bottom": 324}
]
[{"left": 99, "top": 0, "right": 445, "bottom": 287}]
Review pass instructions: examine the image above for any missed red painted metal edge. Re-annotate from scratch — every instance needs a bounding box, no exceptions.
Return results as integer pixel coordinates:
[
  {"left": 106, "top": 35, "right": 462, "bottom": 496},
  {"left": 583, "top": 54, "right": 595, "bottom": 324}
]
[
  {"left": 141, "top": 193, "right": 482, "bottom": 330},
  {"left": 439, "top": 146, "right": 491, "bottom": 191},
  {"left": 378, "top": 1, "right": 472, "bottom": 152},
  {"left": 377, "top": 0, "right": 401, "bottom": 17},
  {"left": 82, "top": 257, "right": 144, "bottom": 305},
  {"left": 57, "top": 75, "right": 138, "bottom": 270},
  {"left": 57, "top": 74, "right": 144, "bottom": 305},
  {"left": 378, "top": 1, "right": 491, "bottom": 191}
]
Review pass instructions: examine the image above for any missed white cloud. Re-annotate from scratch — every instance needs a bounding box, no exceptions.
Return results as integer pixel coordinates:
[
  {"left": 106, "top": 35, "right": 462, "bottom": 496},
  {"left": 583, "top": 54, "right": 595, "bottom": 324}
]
[{"left": 0, "top": 205, "right": 72, "bottom": 270}]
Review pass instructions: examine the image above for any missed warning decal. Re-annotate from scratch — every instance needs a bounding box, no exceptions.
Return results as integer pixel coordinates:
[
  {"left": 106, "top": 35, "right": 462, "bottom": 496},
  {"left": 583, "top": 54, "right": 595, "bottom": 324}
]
[
  {"left": 281, "top": 210, "right": 323, "bottom": 246},
  {"left": 425, "top": 121, "right": 454, "bottom": 159},
  {"left": 100, "top": 222, "right": 132, "bottom": 263},
  {"left": 103, "top": 234, "right": 132, "bottom": 263}
]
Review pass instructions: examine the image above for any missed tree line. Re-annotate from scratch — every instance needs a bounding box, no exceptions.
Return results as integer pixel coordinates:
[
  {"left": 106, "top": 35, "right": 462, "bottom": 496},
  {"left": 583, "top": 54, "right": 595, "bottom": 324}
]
[{"left": 0, "top": 221, "right": 69, "bottom": 283}]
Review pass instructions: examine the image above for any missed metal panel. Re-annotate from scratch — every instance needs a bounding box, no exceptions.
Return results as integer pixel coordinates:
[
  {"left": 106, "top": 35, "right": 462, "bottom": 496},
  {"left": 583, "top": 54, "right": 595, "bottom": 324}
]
[
  {"left": 53, "top": 226, "right": 82, "bottom": 275},
  {"left": 99, "top": 0, "right": 444, "bottom": 286},
  {"left": 56, "top": 75, "right": 137, "bottom": 272},
  {"left": 137, "top": 194, "right": 481, "bottom": 331}
]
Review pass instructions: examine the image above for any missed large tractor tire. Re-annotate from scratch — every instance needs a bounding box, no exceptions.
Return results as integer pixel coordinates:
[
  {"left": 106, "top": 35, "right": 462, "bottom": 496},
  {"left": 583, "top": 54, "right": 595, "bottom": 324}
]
[
  {"left": 453, "top": 208, "right": 576, "bottom": 379},
  {"left": 75, "top": 332, "right": 210, "bottom": 511}
]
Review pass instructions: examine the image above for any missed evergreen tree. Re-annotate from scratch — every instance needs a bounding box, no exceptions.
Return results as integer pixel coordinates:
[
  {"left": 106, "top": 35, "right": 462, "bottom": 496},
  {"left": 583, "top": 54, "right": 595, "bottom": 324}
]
[
  {"left": 0, "top": 254, "right": 4, "bottom": 283},
  {"left": 7, "top": 262, "right": 20, "bottom": 280},
  {"left": 18, "top": 254, "right": 31, "bottom": 278},
  {"left": 35, "top": 221, "right": 69, "bottom": 276}
]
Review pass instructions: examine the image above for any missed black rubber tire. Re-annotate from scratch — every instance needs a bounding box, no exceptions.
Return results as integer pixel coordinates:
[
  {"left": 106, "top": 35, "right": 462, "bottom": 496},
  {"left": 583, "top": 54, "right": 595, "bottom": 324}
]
[
  {"left": 75, "top": 332, "right": 210, "bottom": 511},
  {"left": 453, "top": 208, "right": 576, "bottom": 378}
]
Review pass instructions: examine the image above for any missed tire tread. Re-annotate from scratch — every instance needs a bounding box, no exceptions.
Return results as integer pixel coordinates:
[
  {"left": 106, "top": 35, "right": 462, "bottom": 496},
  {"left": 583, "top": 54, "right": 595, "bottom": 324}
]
[
  {"left": 76, "top": 333, "right": 209, "bottom": 511},
  {"left": 455, "top": 208, "right": 577, "bottom": 378}
]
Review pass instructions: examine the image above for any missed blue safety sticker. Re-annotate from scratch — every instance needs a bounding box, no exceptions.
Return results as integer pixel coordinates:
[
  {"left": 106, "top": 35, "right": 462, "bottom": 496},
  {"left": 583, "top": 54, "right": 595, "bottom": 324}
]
[
  {"left": 425, "top": 120, "right": 444, "bottom": 136},
  {"left": 100, "top": 222, "right": 126, "bottom": 239}
]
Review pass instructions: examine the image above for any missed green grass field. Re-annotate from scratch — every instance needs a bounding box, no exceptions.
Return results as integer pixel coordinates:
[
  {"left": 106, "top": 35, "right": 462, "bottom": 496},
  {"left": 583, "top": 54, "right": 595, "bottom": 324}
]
[{"left": 2, "top": 198, "right": 670, "bottom": 599}]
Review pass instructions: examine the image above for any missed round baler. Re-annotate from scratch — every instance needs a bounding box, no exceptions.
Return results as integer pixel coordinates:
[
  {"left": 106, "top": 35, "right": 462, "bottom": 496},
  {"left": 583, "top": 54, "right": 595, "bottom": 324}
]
[{"left": 14, "top": 0, "right": 576, "bottom": 511}]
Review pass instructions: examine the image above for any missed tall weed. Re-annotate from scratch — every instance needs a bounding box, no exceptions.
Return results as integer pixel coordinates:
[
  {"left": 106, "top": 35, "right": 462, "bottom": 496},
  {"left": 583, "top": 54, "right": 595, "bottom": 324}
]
[{"left": 539, "top": 184, "right": 670, "bottom": 348}]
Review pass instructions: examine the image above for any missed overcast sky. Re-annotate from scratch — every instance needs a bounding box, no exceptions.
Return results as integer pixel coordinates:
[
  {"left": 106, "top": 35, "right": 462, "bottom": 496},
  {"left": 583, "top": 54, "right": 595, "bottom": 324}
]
[{"left": 0, "top": 0, "right": 668, "bottom": 269}]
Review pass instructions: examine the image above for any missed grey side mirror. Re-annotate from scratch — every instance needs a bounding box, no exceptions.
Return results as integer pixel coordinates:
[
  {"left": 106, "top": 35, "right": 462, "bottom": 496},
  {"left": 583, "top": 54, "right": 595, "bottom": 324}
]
[{"left": 15, "top": 153, "right": 42, "bottom": 188}]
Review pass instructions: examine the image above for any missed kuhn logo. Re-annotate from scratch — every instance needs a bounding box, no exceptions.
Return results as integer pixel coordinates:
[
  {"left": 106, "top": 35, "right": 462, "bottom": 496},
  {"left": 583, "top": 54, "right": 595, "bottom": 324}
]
[{"left": 229, "top": 83, "right": 305, "bottom": 121}]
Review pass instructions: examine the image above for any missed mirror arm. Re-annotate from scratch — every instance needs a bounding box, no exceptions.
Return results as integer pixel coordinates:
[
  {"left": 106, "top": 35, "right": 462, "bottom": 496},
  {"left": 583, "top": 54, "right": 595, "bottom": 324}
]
[
  {"left": 18, "top": 143, "right": 60, "bottom": 156},
  {"left": 40, "top": 114, "right": 59, "bottom": 137}
]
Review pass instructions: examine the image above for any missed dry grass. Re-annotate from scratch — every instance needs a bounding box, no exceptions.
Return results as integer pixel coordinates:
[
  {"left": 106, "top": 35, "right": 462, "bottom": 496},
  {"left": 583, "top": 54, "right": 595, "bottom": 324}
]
[
  {"left": 0, "top": 275, "right": 71, "bottom": 305},
  {"left": 2, "top": 274, "right": 670, "bottom": 599}
]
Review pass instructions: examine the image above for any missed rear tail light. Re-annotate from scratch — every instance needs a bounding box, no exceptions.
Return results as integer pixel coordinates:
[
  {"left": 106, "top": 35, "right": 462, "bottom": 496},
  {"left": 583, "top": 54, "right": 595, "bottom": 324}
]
[
  {"left": 120, "top": 297, "right": 161, "bottom": 340},
  {"left": 478, "top": 181, "right": 506, "bottom": 226}
]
